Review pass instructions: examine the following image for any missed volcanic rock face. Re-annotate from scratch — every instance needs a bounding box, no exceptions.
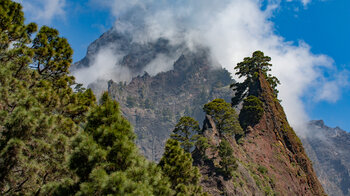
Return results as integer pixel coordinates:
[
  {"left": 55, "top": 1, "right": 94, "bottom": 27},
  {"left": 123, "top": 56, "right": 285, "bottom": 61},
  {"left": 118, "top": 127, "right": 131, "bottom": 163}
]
[
  {"left": 75, "top": 27, "right": 326, "bottom": 194},
  {"left": 192, "top": 73, "right": 325, "bottom": 195},
  {"left": 108, "top": 50, "right": 233, "bottom": 161},
  {"left": 74, "top": 28, "right": 234, "bottom": 161},
  {"left": 302, "top": 120, "right": 350, "bottom": 196},
  {"left": 73, "top": 27, "right": 181, "bottom": 75}
]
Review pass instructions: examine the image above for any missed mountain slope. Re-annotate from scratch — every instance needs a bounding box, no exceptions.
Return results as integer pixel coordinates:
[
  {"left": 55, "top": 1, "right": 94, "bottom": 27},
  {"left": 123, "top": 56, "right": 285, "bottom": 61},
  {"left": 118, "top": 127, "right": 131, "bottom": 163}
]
[
  {"left": 302, "top": 120, "right": 350, "bottom": 196},
  {"left": 108, "top": 49, "right": 233, "bottom": 161},
  {"left": 74, "top": 28, "right": 325, "bottom": 194},
  {"left": 192, "top": 73, "right": 325, "bottom": 195},
  {"left": 74, "top": 28, "right": 233, "bottom": 161}
]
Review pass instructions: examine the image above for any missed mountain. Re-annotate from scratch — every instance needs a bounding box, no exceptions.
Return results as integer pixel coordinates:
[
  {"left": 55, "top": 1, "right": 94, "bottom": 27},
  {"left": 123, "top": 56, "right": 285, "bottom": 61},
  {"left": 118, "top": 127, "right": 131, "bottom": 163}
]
[
  {"left": 190, "top": 72, "right": 325, "bottom": 195},
  {"left": 73, "top": 27, "right": 183, "bottom": 75},
  {"left": 74, "top": 28, "right": 233, "bottom": 161},
  {"left": 302, "top": 120, "right": 350, "bottom": 196},
  {"left": 74, "top": 27, "right": 325, "bottom": 195},
  {"left": 107, "top": 51, "right": 233, "bottom": 161}
]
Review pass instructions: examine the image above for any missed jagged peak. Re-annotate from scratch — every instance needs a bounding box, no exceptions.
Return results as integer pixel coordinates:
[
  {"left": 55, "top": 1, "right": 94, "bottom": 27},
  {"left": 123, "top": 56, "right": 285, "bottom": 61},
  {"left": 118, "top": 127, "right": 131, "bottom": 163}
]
[
  {"left": 252, "top": 72, "right": 326, "bottom": 195},
  {"left": 309, "top": 120, "right": 325, "bottom": 128}
]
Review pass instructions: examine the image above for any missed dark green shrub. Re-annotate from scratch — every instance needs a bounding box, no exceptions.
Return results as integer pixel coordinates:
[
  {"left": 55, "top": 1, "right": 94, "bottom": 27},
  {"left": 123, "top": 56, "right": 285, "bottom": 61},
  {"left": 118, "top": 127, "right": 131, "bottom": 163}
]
[
  {"left": 257, "top": 165, "right": 268, "bottom": 174},
  {"left": 218, "top": 139, "right": 238, "bottom": 178},
  {"left": 239, "top": 96, "right": 264, "bottom": 130}
]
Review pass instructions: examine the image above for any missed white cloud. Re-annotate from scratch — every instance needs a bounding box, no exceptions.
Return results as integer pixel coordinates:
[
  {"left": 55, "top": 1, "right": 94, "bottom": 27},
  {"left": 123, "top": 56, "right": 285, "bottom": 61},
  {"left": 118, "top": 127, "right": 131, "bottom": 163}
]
[
  {"left": 313, "top": 70, "right": 349, "bottom": 102},
  {"left": 81, "top": 0, "right": 346, "bottom": 131},
  {"left": 286, "top": 0, "right": 313, "bottom": 6},
  {"left": 301, "top": 0, "right": 312, "bottom": 6},
  {"left": 15, "top": 0, "right": 66, "bottom": 24},
  {"left": 142, "top": 54, "right": 178, "bottom": 76},
  {"left": 72, "top": 45, "right": 132, "bottom": 87}
]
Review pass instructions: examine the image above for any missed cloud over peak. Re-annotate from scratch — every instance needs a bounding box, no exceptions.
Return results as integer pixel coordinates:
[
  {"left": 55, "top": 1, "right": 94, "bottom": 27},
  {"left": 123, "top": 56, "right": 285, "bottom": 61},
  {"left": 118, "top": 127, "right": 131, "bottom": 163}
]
[{"left": 81, "top": 0, "right": 345, "bottom": 131}]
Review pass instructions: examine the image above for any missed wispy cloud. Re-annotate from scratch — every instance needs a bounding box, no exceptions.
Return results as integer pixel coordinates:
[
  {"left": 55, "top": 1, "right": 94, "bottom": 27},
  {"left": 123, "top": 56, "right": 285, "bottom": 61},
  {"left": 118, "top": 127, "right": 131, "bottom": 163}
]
[
  {"left": 15, "top": 0, "right": 66, "bottom": 24},
  {"left": 79, "top": 0, "right": 346, "bottom": 132},
  {"left": 301, "top": 0, "right": 312, "bottom": 6},
  {"left": 286, "top": 0, "right": 314, "bottom": 7}
]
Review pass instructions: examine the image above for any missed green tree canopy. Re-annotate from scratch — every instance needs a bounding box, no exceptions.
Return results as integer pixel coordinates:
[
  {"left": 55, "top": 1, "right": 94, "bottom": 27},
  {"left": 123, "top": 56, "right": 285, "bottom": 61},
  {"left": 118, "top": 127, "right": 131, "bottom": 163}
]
[
  {"left": 0, "top": 37, "right": 94, "bottom": 196},
  {"left": 231, "top": 51, "right": 280, "bottom": 106},
  {"left": 194, "top": 136, "right": 210, "bottom": 159},
  {"left": 0, "top": 0, "right": 37, "bottom": 80},
  {"left": 239, "top": 95, "right": 264, "bottom": 130},
  {"left": 49, "top": 93, "right": 173, "bottom": 195},
  {"left": 171, "top": 116, "right": 201, "bottom": 152},
  {"left": 159, "top": 139, "right": 205, "bottom": 195},
  {"left": 32, "top": 26, "right": 73, "bottom": 81},
  {"left": 0, "top": 0, "right": 37, "bottom": 53},
  {"left": 218, "top": 139, "right": 238, "bottom": 178},
  {"left": 203, "top": 98, "right": 243, "bottom": 138},
  {"left": 0, "top": 1, "right": 97, "bottom": 194}
]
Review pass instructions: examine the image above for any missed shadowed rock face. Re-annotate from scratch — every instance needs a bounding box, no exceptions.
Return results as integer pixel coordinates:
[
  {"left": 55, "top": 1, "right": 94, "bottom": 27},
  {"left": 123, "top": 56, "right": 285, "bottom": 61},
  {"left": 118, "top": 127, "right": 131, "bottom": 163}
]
[
  {"left": 73, "top": 28, "right": 181, "bottom": 74},
  {"left": 302, "top": 120, "right": 350, "bottom": 196},
  {"left": 74, "top": 28, "right": 234, "bottom": 161}
]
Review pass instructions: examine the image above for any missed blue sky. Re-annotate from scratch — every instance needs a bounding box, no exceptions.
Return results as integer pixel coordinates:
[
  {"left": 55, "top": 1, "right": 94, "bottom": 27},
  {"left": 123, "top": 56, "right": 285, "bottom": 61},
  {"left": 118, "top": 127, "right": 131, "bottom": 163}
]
[
  {"left": 18, "top": 0, "right": 350, "bottom": 131},
  {"left": 272, "top": 0, "right": 350, "bottom": 131}
]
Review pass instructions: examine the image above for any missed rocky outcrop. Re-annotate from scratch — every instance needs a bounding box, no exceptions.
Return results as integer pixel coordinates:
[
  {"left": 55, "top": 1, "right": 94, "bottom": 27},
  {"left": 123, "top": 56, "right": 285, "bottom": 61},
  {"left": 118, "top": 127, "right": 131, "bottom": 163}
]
[
  {"left": 252, "top": 72, "right": 325, "bottom": 195},
  {"left": 73, "top": 27, "right": 233, "bottom": 161},
  {"left": 107, "top": 49, "right": 233, "bottom": 161},
  {"left": 193, "top": 115, "right": 265, "bottom": 196},
  {"left": 74, "top": 27, "right": 326, "bottom": 195},
  {"left": 73, "top": 28, "right": 181, "bottom": 75},
  {"left": 193, "top": 73, "right": 325, "bottom": 195},
  {"left": 302, "top": 120, "right": 350, "bottom": 196}
]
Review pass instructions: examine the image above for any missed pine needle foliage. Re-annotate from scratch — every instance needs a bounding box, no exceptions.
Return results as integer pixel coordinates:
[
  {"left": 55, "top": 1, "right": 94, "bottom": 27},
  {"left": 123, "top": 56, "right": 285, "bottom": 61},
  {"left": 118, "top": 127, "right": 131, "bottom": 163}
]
[
  {"left": 231, "top": 51, "right": 280, "bottom": 106},
  {"left": 203, "top": 98, "right": 243, "bottom": 138},
  {"left": 218, "top": 139, "right": 238, "bottom": 179},
  {"left": 159, "top": 139, "right": 206, "bottom": 196},
  {"left": 48, "top": 93, "right": 173, "bottom": 195},
  {"left": 171, "top": 116, "right": 201, "bottom": 152},
  {"left": 239, "top": 95, "right": 264, "bottom": 130}
]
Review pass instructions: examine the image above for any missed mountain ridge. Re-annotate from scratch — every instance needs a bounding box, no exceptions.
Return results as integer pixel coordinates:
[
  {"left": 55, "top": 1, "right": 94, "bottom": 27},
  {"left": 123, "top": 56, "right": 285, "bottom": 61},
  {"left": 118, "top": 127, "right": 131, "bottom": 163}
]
[
  {"left": 302, "top": 120, "right": 350, "bottom": 196},
  {"left": 74, "top": 27, "right": 326, "bottom": 195},
  {"left": 189, "top": 72, "right": 325, "bottom": 195},
  {"left": 107, "top": 48, "right": 233, "bottom": 161}
]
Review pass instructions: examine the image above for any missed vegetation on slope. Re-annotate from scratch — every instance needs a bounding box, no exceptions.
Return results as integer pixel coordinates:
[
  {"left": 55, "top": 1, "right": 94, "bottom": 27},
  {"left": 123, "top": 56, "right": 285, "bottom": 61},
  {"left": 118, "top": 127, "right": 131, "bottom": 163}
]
[
  {"left": 203, "top": 98, "right": 243, "bottom": 138},
  {"left": 159, "top": 139, "right": 205, "bottom": 195},
  {"left": 0, "top": 1, "right": 200, "bottom": 195},
  {"left": 48, "top": 93, "right": 173, "bottom": 195},
  {"left": 0, "top": 0, "right": 326, "bottom": 195},
  {"left": 0, "top": 1, "right": 96, "bottom": 194}
]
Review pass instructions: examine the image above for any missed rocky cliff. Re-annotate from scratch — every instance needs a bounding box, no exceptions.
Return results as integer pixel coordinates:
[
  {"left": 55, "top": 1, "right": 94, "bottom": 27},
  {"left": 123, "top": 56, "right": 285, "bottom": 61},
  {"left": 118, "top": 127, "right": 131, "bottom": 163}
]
[
  {"left": 74, "top": 28, "right": 234, "bottom": 161},
  {"left": 73, "top": 27, "right": 181, "bottom": 75},
  {"left": 74, "top": 27, "right": 327, "bottom": 194},
  {"left": 107, "top": 50, "right": 233, "bottom": 161},
  {"left": 302, "top": 120, "right": 350, "bottom": 196},
  {"left": 192, "top": 73, "right": 325, "bottom": 195}
]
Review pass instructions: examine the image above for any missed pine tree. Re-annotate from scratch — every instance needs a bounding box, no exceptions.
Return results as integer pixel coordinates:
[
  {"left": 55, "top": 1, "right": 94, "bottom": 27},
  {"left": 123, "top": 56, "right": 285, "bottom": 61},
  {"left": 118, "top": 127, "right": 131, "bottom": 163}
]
[
  {"left": 48, "top": 93, "right": 173, "bottom": 195},
  {"left": 194, "top": 136, "right": 210, "bottom": 160},
  {"left": 218, "top": 139, "right": 238, "bottom": 178},
  {"left": 231, "top": 51, "right": 280, "bottom": 106},
  {"left": 239, "top": 95, "right": 264, "bottom": 130},
  {"left": 0, "top": 0, "right": 37, "bottom": 61},
  {"left": 171, "top": 116, "right": 201, "bottom": 152},
  {"left": 0, "top": 1, "right": 95, "bottom": 194},
  {"left": 159, "top": 139, "right": 205, "bottom": 195},
  {"left": 203, "top": 98, "right": 243, "bottom": 138},
  {"left": 32, "top": 26, "right": 73, "bottom": 81}
]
